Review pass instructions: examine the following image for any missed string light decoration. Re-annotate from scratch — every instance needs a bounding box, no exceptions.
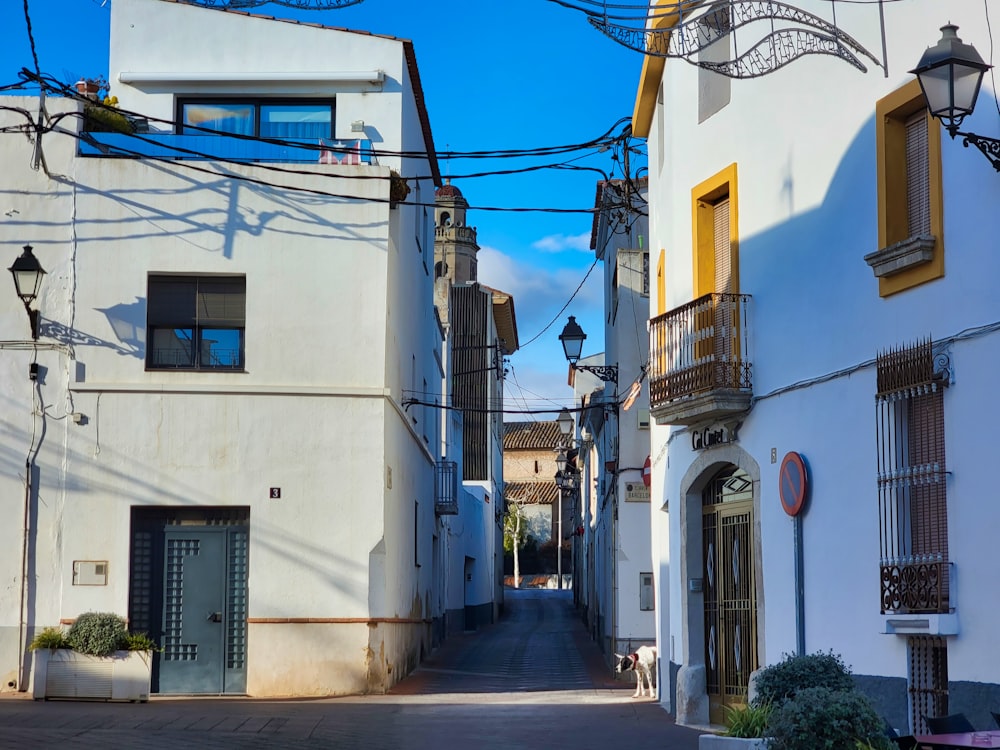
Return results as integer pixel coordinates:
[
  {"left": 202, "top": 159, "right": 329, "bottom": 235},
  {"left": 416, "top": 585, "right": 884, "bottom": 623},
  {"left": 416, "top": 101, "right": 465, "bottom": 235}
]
[
  {"left": 548, "top": 0, "right": 883, "bottom": 79},
  {"left": 177, "top": 0, "right": 363, "bottom": 9}
]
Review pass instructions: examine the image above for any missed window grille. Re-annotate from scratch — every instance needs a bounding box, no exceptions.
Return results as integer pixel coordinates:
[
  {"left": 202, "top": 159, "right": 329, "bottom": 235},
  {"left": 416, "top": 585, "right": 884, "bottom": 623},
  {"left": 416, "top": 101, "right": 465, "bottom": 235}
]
[
  {"left": 435, "top": 460, "right": 459, "bottom": 515},
  {"left": 908, "top": 635, "right": 948, "bottom": 735},
  {"left": 876, "top": 339, "right": 949, "bottom": 614}
]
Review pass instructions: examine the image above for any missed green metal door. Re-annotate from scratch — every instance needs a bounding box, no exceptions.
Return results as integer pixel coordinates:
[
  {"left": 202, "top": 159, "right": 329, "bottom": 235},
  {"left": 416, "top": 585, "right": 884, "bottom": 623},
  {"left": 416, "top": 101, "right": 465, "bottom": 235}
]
[{"left": 157, "top": 526, "right": 247, "bottom": 694}]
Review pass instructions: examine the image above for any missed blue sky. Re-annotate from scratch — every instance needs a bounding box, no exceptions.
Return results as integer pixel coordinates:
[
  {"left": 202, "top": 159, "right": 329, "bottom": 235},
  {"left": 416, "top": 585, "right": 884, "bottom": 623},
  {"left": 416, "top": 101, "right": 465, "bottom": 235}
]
[{"left": 1, "top": 0, "right": 647, "bottom": 415}]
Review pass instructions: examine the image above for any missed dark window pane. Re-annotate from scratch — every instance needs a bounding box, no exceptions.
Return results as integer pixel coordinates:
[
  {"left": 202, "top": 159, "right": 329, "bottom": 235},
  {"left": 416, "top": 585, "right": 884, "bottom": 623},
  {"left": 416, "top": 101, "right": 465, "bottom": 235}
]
[
  {"left": 151, "top": 328, "right": 195, "bottom": 367},
  {"left": 197, "top": 279, "right": 246, "bottom": 325},
  {"left": 148, "top": 278, "right": 197, "bottom": 326}
]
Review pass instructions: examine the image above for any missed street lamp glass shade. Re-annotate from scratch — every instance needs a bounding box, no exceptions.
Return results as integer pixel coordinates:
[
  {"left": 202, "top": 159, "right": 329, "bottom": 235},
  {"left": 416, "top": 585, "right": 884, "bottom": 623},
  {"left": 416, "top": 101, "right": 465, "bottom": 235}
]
[
  {"left": 557, "top": 408, "right": 574, "bottom": 437},
  {"left": 911, "top": 24, "right": 990, "bottom": 132},
  {"left": 555, "top": 450, "right": 567, "bottom": 473},
  {"left": 559, "top": 315, "right": 586, "bottom": 363},
  {"left": 8, "top": 245, "right": 46, "bottom": 304}
]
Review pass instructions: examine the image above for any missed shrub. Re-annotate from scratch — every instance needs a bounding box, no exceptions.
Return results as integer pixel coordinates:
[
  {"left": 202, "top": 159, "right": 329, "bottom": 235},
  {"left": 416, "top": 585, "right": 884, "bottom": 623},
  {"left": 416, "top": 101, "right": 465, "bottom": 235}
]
[
  {"left": 29, "top": 626, "right": 69, "bottom": 651},
  {"left": 66, "top": 612, "right": 129, "bottom": 657},
  {"left": 766, "top": 686, "right": 892, "bottom": 750},
  {"left": 123, "top": 632, "right": 158, "bottom": 652},
  {"left": 753, "top": 651, "right": 855, "bottom": 707},
  {"left": 724, "top": 701, "right": 773, "bottom": 738}
]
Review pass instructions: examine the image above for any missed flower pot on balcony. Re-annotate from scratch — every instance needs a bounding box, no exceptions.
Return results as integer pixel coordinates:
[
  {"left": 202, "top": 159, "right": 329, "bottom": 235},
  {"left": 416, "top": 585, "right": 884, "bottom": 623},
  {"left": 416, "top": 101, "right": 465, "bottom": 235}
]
[{"left": 30, "top": 649, "right": 152, "bottom": 702}]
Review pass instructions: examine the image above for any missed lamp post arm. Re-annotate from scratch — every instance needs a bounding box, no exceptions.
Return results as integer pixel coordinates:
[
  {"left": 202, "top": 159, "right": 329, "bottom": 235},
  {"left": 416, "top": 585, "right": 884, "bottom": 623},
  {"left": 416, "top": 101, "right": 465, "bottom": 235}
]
[
  {"left": 954, "top": 130, "right": 1000, "bottom": 172},
  {"left": 571, "top": 363, "right": 618, "bottom": 385}
]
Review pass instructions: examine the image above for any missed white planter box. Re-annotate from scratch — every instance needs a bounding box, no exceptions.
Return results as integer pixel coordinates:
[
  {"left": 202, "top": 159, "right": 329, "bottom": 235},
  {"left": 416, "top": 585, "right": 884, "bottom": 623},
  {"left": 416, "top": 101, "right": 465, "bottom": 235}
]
[
  {"left": 699, "top": 735, "right": 769, "bottom": 750},
  {"left": 31, "top": 649, "right": 152, "bottom": 702}
]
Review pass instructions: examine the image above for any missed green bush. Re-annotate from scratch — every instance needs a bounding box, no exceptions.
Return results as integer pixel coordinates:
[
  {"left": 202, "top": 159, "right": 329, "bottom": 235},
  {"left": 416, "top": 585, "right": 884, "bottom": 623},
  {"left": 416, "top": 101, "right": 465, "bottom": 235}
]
[
  {"left": 28, "top": 626, "right": 69, "bottom": 651},
  {"left": 766, "top": 686, "right": 892, "bottom": 750},
  {"left": 123, "top": 631, "right": 158, "bottom": 652},
  {"left": 753, "top": 651, "right": 855, "bottom": 707},
  {"left": 724, "top": 701, "right": 773, "bottom": 738},
  {"left": 66, "top": 612, "right": 129, "bottom": 657}
]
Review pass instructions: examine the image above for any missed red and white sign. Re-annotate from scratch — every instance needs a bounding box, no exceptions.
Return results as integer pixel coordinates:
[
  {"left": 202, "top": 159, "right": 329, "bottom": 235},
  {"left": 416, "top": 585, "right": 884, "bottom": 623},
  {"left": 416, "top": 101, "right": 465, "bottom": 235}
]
[
  {"left": 642, "top": 455, "right": 652, "bottom": 488},
  {"left": 779, "top": 452, "right": 808, "bottom": 517}
]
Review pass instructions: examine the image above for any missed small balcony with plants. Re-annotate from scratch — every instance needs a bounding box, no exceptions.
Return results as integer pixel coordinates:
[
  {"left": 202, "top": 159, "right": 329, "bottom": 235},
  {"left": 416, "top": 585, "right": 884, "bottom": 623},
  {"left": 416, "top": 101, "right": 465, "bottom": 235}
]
[{"left": 648, "top": 292, "right": 752, "bottom": 425}]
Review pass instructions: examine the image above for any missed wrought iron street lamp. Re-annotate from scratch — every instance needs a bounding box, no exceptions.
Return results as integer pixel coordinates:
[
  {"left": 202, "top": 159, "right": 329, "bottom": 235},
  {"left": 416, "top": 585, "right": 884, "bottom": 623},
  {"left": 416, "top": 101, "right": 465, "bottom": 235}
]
[
  {"left": 557, "top": 407, "right": 574, "bottom": 440},
  {"left": 912, "top": 24, "right": 1000, "bottom": 171},
  {"left": 558, "top": 316, "right": 618, "bottom": 384},
  {"left": 8, "top": 245, "right": 46, "bottom": 339}
]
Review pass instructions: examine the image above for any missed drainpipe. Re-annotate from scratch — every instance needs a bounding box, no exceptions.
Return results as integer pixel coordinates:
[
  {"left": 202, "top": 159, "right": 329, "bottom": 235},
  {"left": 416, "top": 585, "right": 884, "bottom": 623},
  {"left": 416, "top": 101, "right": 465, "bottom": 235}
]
[{"left": 17, "top": 459, "right": 31, "bottom": 691}]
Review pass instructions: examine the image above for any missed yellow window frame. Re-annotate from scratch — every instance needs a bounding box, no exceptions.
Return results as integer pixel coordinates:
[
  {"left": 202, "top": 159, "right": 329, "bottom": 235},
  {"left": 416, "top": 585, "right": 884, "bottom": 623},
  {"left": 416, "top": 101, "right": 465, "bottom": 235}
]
[{"left": 875, "top": 79, "right": 944, "bottom": 297}]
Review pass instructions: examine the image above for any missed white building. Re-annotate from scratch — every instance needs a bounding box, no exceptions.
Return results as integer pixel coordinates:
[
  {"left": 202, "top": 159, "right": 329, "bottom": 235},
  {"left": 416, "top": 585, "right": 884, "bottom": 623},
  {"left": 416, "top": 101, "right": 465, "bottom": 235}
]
[
  {"left": 574, "top": 178, "right": 654, "bottom": 666},
  {"left": 0, "top": 0, "right": 465, "bottom": 697},
  {"left": 433, "top": 182, "right": 516, "bottom": 632},
  {"left": 633, "top": 0, "right": 1000, "bottom": 732}
]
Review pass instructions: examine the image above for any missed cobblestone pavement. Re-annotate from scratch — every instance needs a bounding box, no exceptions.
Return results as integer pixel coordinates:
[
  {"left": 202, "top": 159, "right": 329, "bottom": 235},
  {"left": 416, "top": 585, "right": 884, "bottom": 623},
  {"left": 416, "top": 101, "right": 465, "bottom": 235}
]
[{"left": 0, "top": 589, "right": 702, "bottom": 750}]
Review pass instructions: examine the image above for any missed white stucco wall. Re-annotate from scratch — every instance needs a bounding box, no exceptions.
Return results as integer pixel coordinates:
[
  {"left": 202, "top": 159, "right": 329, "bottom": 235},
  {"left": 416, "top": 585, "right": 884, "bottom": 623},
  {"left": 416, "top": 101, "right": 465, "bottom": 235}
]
[
  {"left": 642, "top": 0, "right": 1000, "bottom": 723},
  {"left": 0, "top": 0, "right": 444, "bottom": 697}
]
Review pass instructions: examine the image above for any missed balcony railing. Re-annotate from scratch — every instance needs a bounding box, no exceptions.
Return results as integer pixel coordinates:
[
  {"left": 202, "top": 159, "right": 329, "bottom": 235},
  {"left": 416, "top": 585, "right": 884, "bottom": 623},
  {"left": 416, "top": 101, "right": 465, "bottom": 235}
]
[
  {"left": 435, "top": 460, "right": 459, "bottom": 516},
  {"left": 648, "top": 292, "right": 752, "bottom": 425},
  {"left": 79, "top": 133, "right": 374, "bottom": 165},
  {"left": 880, "top": 558, "right": 952, "bottom": 614}
]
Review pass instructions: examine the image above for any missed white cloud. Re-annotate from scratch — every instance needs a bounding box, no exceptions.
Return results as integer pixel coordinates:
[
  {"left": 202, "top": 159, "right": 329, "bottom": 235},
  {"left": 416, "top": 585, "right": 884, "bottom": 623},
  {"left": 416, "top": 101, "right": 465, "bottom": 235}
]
[{"left": 531, "top": 232, "right": 592, "bottom": 253}]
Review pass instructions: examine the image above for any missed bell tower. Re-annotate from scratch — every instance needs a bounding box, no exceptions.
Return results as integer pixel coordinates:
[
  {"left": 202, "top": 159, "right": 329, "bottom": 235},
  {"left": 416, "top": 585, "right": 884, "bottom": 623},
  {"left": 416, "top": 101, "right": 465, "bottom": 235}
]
[{"left": 434, "top": 180, "right": 479, "bottom": 284}]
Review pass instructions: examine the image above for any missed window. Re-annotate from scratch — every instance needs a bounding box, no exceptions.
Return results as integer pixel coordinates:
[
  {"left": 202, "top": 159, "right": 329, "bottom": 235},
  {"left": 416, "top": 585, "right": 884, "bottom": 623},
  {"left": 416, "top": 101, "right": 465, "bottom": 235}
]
[
  {"left": 875, "top": 339, "right": 949, "bottom": 615},
  {"left": 639, "top": 572, "right": 655, "bottom": 611},
  {"left": 908, "top": 636, "right": 948, "bottom": 735},
  {"left": 692, "top": 163, "right": 738, "bottom": 298},
  {"left": 179, "top": 100, "right": 335, "bottom": 139},
  {"left": 147, "top": 275, "right": 246, "bottom": 370},
  {"left": 868, "top": 80, "right": 944, "bottom": 295},
  {"left": 698, "top": 2, "right": 732, "bottom": 123}
]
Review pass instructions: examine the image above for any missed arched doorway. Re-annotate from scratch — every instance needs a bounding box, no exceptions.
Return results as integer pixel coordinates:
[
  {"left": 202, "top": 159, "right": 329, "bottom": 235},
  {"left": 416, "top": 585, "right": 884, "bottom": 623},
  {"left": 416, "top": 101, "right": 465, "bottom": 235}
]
[{"left": 702, "top": 464, "right": 758, "bottom": 723}]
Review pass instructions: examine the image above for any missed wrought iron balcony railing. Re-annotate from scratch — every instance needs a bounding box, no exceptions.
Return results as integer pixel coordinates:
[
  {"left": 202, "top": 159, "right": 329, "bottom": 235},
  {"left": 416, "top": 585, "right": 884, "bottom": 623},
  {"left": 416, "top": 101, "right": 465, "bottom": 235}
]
[
  {"left": 435, "top": 460, "right": 459, "bottom": 516},
  {"left": 648, "top": 293, "right": 752, "bottom": 423},
  {"left": 880, "top": 558, "right": 952, "bottom": 614}
]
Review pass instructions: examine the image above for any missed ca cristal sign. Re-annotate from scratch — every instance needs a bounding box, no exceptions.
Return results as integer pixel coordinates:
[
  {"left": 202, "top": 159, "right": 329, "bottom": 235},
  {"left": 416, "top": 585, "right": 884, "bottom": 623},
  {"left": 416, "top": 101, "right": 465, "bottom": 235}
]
[{"left": 691, "top": 420, "right": 742, "bottom": 451}]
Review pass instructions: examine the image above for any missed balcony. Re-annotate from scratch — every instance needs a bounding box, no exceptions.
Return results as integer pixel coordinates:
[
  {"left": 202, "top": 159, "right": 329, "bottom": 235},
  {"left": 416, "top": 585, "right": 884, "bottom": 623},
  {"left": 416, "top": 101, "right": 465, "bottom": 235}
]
[
  {"left": 435, "top": 460, "right": 459, "bottom": 516},
  {"left": 648, "top": 293, "right": 752, "bottom": 425},
  {"left": 79, "top": 132, "right": 373, "bottom": 165},
  {"left": 880, "top": 558, "right": 952, "bottom": 615}
]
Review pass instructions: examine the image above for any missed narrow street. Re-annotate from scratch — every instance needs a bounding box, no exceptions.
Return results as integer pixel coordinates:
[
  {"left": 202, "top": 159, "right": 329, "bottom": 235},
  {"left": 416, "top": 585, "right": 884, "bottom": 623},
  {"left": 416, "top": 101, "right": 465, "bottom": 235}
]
[{"left": 0, "top": 589, "right": 702, "bottom": 749}]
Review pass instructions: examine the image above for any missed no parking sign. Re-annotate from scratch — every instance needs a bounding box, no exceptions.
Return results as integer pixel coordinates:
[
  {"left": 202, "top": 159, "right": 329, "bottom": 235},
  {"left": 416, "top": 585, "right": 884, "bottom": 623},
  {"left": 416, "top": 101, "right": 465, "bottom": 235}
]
[{"left": 779, "top": 452, "right": 808, "bottom": 517}]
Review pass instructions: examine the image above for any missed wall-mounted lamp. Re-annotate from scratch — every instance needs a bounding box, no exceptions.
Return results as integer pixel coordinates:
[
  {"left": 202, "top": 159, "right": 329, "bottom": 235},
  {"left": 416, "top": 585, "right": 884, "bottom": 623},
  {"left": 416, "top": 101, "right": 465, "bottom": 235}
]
[
  {"left": 558, "top": 315, "right": 618, "bottom": 384},
  {"left": 8, "top": 245, "right": 46, "bottom": 340},
  {"left": 351, "top": 119, "right": 366, "bottom": 133},
  {"left": 556, "top": 407, "right": 574, "bottom": 439},
  {"left": 912, "top": 24, "right": 1000, "bottom": 171}
]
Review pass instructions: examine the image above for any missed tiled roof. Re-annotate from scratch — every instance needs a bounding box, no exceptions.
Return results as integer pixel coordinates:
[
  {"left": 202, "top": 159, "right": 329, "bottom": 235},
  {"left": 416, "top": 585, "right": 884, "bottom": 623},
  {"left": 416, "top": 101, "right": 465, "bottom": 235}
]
[
  {"left": 504, "top": 481, "right": 558, "bottom": 505},
  {"left": 503, "top": 421, "right": 562, "bottom": 450}
]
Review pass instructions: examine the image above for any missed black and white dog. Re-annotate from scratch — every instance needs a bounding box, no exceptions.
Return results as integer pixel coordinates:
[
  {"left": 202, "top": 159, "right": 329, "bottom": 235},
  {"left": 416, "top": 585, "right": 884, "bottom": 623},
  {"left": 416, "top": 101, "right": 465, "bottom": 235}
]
[{"left": 615, "top": 645, "right": 657, "bottom": 698}]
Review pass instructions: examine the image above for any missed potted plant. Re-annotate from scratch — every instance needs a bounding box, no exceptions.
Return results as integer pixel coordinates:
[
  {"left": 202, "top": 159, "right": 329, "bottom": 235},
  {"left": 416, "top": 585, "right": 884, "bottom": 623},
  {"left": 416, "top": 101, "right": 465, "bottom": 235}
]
[
  {"left": 29, "top": 612, "right": 156, "bottom": 702},
  {"left": 698, "top": 652, "right": 893, "bottom": 750},
  {"left": 389, "top": 169, "right": 410, "bottom": 207},
  {"left": 77, "top": 76, "right": 136, "bottom": 134}
]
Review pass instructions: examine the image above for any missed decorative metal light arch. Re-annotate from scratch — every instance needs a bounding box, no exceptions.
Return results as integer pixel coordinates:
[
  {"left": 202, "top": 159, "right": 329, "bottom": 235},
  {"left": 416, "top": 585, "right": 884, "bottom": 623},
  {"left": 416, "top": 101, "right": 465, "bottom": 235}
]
[{"left": 547, "top": 0, "right": 884, "bottom": 79}]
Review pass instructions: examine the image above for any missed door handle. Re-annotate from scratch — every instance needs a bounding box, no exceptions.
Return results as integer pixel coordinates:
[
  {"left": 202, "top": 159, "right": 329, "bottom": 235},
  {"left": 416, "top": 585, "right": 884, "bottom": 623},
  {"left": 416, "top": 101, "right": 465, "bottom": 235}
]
[{"left": 207, "top": 611, "right": 223, "bottom": 623}]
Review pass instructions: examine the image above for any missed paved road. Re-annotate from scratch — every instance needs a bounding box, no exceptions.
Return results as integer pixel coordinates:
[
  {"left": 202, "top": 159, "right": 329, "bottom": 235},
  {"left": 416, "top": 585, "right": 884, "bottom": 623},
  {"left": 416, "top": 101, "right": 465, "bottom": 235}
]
[{"left": 0, "top": 589, "right": 702, "bottom": 749}]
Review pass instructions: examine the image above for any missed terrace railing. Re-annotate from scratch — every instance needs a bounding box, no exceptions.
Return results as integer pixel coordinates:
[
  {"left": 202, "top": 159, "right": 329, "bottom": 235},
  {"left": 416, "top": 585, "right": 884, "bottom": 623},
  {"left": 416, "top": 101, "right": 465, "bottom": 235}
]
[{"left": 649, "top": 293, "right": 751, "bottom": 424}]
